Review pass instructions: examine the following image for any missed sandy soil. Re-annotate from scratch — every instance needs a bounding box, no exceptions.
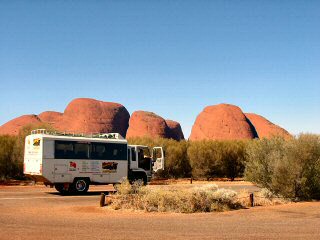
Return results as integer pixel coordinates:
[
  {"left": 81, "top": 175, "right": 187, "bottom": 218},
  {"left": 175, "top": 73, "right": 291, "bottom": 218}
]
[{"left": 0, "top": 184, "right": 319, "bottom": 239}]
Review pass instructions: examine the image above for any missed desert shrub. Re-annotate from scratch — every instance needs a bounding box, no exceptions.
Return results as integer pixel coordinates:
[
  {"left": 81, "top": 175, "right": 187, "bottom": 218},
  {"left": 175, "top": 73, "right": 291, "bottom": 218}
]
[
  {"left": 0, "top": 135, "right": 19, "bottom": 180},
  {"left": 245, "top": 134, "right": 320, "bottom": 200},
  {"left": 236, "top": 188, "right": 287, "bottom": 207},
  {"left": 128, "top": 138, "right": 247, "bottom": 180},
  {"left": 127, "top": 137, "right": 191, "bottom": 178},
  {"left": 110, "top": 181, "right": 241, "bottom": 213},
  {"left": 0, "top": 123, "right": 54, "bottom": 180},
  {"left": 188, "top": 140, "right": 247, "bottom": 180},
  {"left": 219, "top": 141, "right": 247, "bottom": 180},
  {"left": 162, "top": 140, "right": 191, "bottom": 178},
  {"left": 187, "top": 141, "right": 222, "bottom": 179}
]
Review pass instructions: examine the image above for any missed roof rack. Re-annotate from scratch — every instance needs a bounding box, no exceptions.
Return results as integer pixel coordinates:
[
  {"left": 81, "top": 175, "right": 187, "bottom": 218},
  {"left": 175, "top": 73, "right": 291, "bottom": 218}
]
[{"left": 30, "top": 129, "right": 124, "bottom": 140}]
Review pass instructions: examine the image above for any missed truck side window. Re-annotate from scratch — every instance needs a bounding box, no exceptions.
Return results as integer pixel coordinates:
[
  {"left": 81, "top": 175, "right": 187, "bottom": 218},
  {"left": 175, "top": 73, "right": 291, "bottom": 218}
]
[
  {"left": 74, "top": 142, "right": 89, "bottom": 159},
  {"left": 131, "top": 148, "right": 136, "bottom": 161}
]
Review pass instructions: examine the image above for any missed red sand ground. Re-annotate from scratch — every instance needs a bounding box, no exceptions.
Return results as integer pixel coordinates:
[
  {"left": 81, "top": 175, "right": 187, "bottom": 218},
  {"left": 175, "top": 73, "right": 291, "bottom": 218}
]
[{"left": 0, "top": 184, "right": 319, "bottom": 239}]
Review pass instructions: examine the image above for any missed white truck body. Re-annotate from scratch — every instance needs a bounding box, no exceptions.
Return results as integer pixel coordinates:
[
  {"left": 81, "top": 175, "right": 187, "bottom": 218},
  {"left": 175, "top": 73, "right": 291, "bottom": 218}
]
[{"left": 24, "top": 130, "right": 164, "bottom": 193}]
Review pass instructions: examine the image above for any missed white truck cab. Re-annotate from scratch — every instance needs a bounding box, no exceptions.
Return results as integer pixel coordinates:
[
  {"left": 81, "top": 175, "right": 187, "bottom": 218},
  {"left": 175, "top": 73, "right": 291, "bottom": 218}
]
[{"left": 128, "top": 145, "right": 164, "bottom": 183}]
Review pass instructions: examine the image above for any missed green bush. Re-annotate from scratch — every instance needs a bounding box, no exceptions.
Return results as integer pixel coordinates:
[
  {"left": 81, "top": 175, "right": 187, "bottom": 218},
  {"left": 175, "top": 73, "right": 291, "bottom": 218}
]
[
  {"left": 188, "top": 140, "right": 247, "bottom": 180},
  {"left": 0, "top": 135, "right": 19, "bottom": 180},
  {"left": 128, "top": 138, "right": 247, "bottom": 180},
  {"left": 187, "top": 141, "right": 221, "bottom": 179},
  {"left": 245, "top": 134, "right": 320, "bottom": 200}
]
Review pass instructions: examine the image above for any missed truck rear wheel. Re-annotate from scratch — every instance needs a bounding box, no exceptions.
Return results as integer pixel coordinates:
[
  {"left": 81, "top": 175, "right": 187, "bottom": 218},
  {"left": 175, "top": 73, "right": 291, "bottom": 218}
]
[
  {"left": 70, "top": 178, "right": 90, "bottom": 194},
  {"left": 54, "top": 183, "right": 70, "bottom": 195}
]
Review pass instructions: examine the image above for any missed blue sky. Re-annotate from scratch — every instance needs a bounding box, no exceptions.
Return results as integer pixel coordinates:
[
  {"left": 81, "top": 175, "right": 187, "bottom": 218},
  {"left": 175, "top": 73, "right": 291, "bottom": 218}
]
[{"left": 0, "top": 0, "right": 319, "bottom": 137}]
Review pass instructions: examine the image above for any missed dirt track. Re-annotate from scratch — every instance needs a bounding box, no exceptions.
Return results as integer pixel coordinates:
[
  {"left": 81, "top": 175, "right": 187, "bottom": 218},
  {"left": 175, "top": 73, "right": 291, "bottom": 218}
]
[{"left": 0, "top": 184, "right": 320, "bottom": 239}]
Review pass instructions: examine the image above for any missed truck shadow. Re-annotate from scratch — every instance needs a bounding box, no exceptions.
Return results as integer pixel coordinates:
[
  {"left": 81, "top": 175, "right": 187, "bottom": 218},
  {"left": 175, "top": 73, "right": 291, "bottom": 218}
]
[{"left": 48, "top": 191, "right": 116, "bottom": 196}]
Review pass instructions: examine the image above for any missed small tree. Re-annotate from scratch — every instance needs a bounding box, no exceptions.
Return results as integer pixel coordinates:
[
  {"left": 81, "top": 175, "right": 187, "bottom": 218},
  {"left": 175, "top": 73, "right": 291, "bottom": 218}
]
[
  {"left": 188, "top": 141, "right": 223, "bottom": 179},
  {"left": 0, "top": 135, "right": 18, "bottom": 180},
  {"left": 219, "top": 141, "right": 246, "bottom": 181},
  {"left": 245, "top": 134, "right": 320, "bottom": 200}
]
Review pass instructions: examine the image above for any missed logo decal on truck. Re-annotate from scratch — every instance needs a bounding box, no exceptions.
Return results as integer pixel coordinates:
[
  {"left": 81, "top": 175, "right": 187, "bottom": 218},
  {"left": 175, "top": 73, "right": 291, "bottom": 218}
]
[
  {"left": 102, "top": 162, "right": 118, "bottom": 173},
  {"left": 69, "top": 161, "right": 77, "bottom": 171},
  {"left": 33, "top": 138, "right": 41, "bottom": 147}
]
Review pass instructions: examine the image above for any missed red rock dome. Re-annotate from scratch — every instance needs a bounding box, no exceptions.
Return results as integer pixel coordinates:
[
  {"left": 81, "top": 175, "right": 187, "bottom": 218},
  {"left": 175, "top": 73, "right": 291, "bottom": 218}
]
[
  {"left": 55, "top": 98, "right": 130, "bottom": 137},
  {"left": 0, "top": 115, "right": 41, "bottom": 135},
  {"left": 38, "top": 111, "right": 63, "bottom": 125},
  {"left": 166, "top": 120, "right": 185, "bottom": 141},
  {"left": 189, "top": 104, "right": 257, "bottom": 140},
  {"left": 0, "top": 98, "right": 130, "bottom": 137},
  {"left": 126, "top": 111, "right": 170, "bottom": 139},
  {"left": 245, "top": 113, "right": 291, "bottom": 139}
]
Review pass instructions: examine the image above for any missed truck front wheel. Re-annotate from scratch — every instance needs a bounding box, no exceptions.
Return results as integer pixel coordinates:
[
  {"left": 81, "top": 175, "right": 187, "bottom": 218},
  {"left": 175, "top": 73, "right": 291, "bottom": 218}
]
[{"left": 130, "top": 173, "right": 148, "bottom": 186}]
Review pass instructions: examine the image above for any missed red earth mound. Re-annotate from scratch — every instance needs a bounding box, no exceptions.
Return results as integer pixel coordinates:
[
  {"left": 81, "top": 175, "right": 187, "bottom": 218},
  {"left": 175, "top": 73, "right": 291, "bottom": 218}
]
[
  {"left": 38, "top": 111, "right": 63, "bottom": 125},
  {"left": 189, "top": 103, "right": 257, "bottom": 140},
  {"left": 126, "top": 111, "right": 170, "bottom": 139},
  {"left": 166, "top": 120, "right": 185, "bottom": 140},
  {"left": 0, "top": 98, "right": 130, "bottom": 137},
  {"left": 0, "top": 115, "right": 42, "bottom": 135},
  {"left": 54, "top": 98, "right": 130, "bottom": 137},
  {"left": 245, "top": 113, "right": 291, "bottom": 139},
  {"left": 0, "top": 99, "right": 290, "bottom": 141}
]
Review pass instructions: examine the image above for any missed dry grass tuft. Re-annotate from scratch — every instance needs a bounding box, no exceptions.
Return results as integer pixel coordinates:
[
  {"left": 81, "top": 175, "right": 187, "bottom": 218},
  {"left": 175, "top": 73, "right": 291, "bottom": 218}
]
[
  {"left": 109, "top": 181, "right": 245, "bottom": 213},
  {"left": 236, "top": 188, "right": 289, "bottom": 207}
]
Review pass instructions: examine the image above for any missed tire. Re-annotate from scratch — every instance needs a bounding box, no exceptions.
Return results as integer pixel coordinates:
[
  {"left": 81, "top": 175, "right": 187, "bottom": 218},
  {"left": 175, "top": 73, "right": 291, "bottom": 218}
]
[
  {"left": 70, "top": 178, "right": 90, "bottom": 194},
  {"left": 54, "top": 183, "right": 70, "bottom": 195},
  {"left": 142, "top": 175, "right": 148, "bottom": 185}
]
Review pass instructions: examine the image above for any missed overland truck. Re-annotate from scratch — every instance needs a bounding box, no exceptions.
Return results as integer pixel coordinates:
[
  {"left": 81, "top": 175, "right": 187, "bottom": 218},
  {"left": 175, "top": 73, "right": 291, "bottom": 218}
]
[{"left": 24, "top": 129, "right": 164, "bottom": 194}]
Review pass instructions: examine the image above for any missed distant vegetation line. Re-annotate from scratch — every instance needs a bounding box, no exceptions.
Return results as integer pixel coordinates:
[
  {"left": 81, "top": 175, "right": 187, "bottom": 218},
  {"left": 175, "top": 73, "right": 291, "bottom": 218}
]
[{"left": 1, "top": 124, "right": 320, "bottom": 200}]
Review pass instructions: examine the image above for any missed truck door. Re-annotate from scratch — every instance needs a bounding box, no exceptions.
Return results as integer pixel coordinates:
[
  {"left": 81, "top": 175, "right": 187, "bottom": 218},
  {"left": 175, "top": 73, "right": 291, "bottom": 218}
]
[
  {"left": 152, "top": 147, "right": 164, "bottom": 172},
  {"left": 130, "top": 147, "right": 138, "bottom": 169}
]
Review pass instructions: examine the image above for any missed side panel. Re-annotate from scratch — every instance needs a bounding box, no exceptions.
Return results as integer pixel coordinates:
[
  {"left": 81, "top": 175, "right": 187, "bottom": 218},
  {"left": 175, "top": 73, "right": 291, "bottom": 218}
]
[
  {"left": 49, "top": 159, "right": 128, "bottom": 183},
  {"left": 108, "top": 161, "right": 128, "bottom": 183},
  {"left": 53, "top": 163, "right": 72, "bottom": 183}
]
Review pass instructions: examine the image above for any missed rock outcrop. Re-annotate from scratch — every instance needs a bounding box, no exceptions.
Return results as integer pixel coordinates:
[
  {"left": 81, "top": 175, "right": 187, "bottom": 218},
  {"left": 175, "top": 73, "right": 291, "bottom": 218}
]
[
  {"left": 0, "top": 98, "right": 130, "bottom": 137},
  {"left": 189, "top": 104, "right": 258, "bottom": 140},
  {"left": 245, "top": 113, "right": 291, "bottom": 139},
  {"left": 126, "top": 111, "right": 185, "bottom": 141},
  {"left": 0, "top": 115, "right": 42, "bottom": 135},
  {"left": 54, "top": 98, "right": 130, "bottom": 137},
  {"left": 38, "top": 111, "right": 63, "bottom": 125},
  {"left": 166, "top": 120, "right": 185, "bottom": 140},
  {"left": 0, "top": 99, "right": 291, "bottom": 141},
  {"left": 126, "top": 111, "right": 169, "bottom": 139}
]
